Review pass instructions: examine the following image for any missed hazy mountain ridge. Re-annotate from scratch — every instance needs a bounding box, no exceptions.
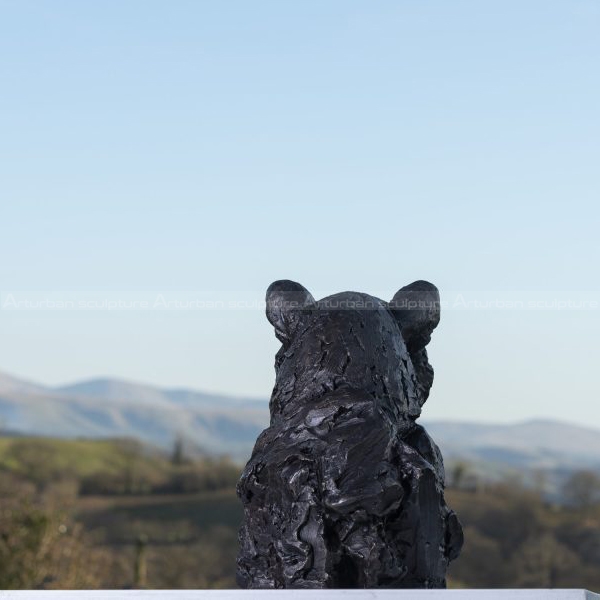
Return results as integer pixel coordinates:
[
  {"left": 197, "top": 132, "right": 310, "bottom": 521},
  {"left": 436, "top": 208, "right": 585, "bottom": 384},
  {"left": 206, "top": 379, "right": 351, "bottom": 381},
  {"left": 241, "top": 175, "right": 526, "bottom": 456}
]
[
  {"left": 1, "top": 370, "right": 599, "bottom": 475},
  {"left": 0, "top": 371, "right": 270, "bottom": 460},
  {"left": 56, "top": 377, "right": 268, "bottom": 408},
  {"left": 423, "top": 419, "right": 600, "bottom": 471}
]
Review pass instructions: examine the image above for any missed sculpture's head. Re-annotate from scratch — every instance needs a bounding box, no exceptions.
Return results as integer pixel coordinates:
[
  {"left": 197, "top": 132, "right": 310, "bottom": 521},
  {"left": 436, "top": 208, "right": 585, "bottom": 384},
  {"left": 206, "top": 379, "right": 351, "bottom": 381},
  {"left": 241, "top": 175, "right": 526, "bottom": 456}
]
[{"left": 265, "top": 279, "right": 440, "bottom": 422}]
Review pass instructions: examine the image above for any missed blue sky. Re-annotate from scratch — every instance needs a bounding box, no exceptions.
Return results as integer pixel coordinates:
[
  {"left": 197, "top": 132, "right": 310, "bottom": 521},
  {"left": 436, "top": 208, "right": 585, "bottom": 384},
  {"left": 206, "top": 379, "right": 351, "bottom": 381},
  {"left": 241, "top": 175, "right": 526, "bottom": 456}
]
[{"left": 0, "top": 1, "right": 599, "bottom": 425}]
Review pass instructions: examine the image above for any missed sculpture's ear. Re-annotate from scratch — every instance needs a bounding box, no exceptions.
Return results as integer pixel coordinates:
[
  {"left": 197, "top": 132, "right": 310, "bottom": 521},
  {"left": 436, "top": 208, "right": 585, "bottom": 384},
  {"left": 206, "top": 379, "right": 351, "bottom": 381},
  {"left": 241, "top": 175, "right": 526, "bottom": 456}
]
[
  {"left": 389, "top": 280, "right": 440, "bottom": 352},
  {"left": 266, "top": 280, "right": 315, "bottom": 344}
]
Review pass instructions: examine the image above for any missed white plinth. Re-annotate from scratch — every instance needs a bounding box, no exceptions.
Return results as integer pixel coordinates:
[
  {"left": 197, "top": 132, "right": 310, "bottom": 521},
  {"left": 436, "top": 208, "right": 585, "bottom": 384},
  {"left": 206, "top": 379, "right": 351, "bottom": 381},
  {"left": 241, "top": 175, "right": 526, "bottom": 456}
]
[{"left": 0, "top": 591, "right": 598, "bottom": 599}]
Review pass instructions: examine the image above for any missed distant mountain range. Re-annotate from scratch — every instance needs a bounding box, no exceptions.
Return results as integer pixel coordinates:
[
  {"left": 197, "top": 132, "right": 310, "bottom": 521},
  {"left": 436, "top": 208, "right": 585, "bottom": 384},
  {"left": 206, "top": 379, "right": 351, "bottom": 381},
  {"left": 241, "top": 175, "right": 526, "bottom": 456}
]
[
  {"left": 1, "top": 370, "right": 600, "bottom": 481},
  {"left": 424, "top": 420, "right": 600, "bottom": 494},
  {"left": 0, "top": 370, "right": 269, "bottom": 460}
]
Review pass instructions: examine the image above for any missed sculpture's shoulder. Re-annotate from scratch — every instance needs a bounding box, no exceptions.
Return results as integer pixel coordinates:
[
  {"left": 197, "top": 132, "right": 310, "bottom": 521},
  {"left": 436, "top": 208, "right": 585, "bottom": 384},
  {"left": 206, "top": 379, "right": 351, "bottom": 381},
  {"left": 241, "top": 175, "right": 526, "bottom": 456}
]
[
  {"left": 254, "top": 388, "right": 389, "bottom": 453},
  {"left": 243, "top": 388, "right": 397, "bottom": 475},
  {"left": 298, "top": 387, "right": 387, "bottom": 431},
  {"left": 403, "top": 423, "right": 446, "bottom": 485}
]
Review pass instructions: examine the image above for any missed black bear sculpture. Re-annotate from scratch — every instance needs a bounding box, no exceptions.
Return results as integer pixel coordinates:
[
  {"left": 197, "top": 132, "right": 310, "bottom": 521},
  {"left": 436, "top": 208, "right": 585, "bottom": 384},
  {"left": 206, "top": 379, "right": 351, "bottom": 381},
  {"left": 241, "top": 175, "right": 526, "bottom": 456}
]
[{"left": 237, "top": 280, "right": 463, "bottom": 589}]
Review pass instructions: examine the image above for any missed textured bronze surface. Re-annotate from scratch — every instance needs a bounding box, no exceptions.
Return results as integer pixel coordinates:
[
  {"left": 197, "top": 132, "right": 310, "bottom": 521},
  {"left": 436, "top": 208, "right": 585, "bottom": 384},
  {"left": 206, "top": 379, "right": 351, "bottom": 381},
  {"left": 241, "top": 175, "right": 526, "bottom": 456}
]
[{"left": 237, "top": 280, "right": 463, "bottom": 588}]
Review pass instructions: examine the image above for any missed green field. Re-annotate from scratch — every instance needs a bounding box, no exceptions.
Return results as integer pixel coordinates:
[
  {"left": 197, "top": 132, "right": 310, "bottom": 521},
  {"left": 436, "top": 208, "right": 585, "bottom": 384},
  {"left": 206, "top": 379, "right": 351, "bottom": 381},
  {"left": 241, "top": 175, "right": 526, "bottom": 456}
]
[
  {"left": 1, "top": 435, "right": 600, "bottom": 590},
  {"left": 76, "top": 489, "right": 242, "bottom": 588},
  {"left": 0, "top": 437, "right": 170, "bottom": 477}
]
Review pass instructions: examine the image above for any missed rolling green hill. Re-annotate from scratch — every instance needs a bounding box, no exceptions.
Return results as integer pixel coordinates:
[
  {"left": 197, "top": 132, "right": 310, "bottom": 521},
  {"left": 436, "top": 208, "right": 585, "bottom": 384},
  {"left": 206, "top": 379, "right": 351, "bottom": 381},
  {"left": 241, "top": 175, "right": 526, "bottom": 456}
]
[{"left": 1, "top": 434, "right": 600, "bottom": 590}]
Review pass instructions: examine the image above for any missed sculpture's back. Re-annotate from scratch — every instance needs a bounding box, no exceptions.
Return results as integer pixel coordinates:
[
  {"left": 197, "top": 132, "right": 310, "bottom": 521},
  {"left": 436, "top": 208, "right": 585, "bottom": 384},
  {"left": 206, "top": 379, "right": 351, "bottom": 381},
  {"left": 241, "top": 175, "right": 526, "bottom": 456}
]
[{"left": 237, "top": 280, "right": 463, "bottom": 588}]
